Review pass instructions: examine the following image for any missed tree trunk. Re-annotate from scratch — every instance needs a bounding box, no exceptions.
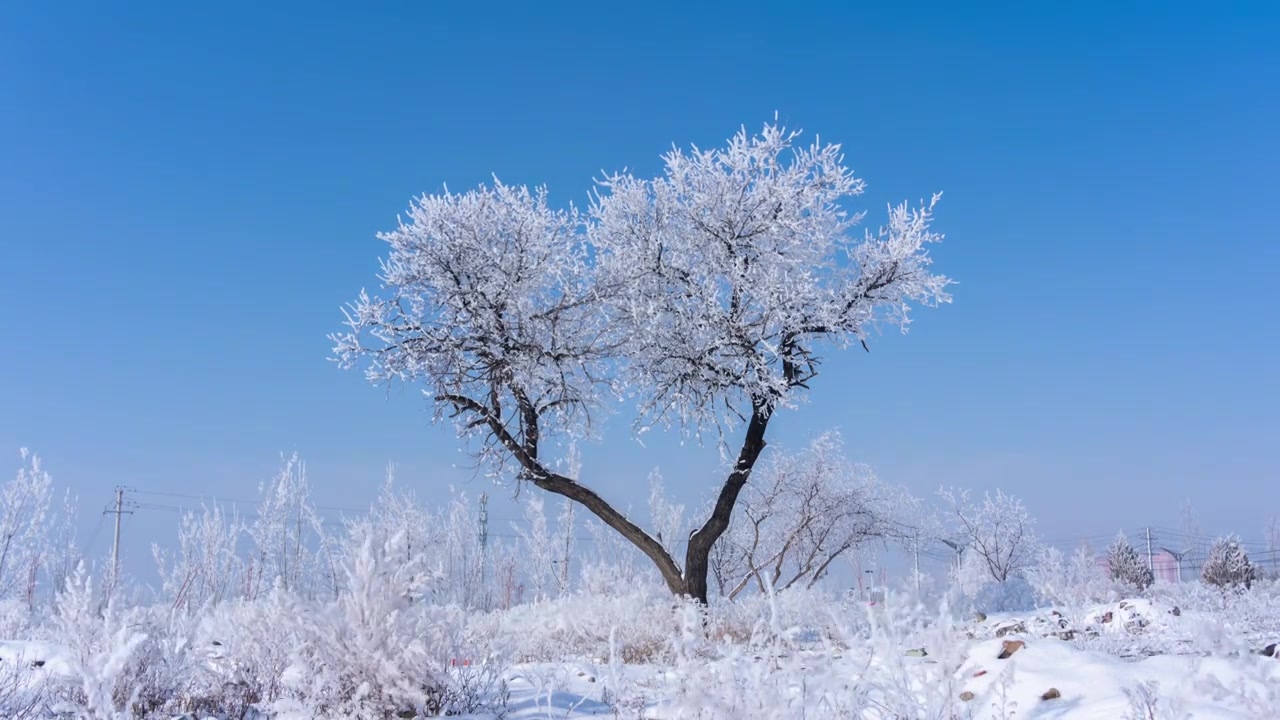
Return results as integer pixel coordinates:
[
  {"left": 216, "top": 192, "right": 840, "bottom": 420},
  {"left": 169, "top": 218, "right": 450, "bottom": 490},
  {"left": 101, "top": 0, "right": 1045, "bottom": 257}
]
[
  {"left": 682, "top": 405, "right": 771, "bottom": 603},
  {"left": 481, "top": 395, "right": 772, "bottom": 604}
]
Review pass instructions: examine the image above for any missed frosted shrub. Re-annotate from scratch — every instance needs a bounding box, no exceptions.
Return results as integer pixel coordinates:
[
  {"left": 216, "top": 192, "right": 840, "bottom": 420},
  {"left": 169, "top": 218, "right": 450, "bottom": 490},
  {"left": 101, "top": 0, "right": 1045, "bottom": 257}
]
[
  {"left": 0, "top": 672, "right": 44, "bottom": 720},
  {"left": 473, "top": 586, "right": 859, "bottom": 669},
  {"left": 0, "top": 597, "right": 36, "bottom": 641},
  {"left": 194, "top": 582, "right": 305, "bottom": 716},
  {"left": 576, "top": 518, "right": 664, "bottom": 600},
  {"left": 50, "top": 563, "right": 148, "bottom": 719},
  {"left": 247, "top": 453, "right": 341, "bottom": 602},
  {"left": 612, "top": 591, "right": 972, "bottom": 720},
  {"left": 1026, "top": 544, "right": 1115, "bottom": 611},
  {"left": 860, "top": 594, "right": 970, "bottom": 720},
  {"left": 708, "top": 587, "right": 864, "bottom": 649},
  {"left": 119, "top": 608, "right": 204, "bottom": 718},
  {"left": 473, "top": 591, "right": 682, "bottom": 664},
  {"left": 271, "top": 524, "right": 504, "bottom": 718},
  {"left": 1152, "top": 576, "right": 1280, "bottom": 652},
  {"left": 709, "top": 433, "right": 908, "bottom": 601},
  {"left": 1122, "top": 680, "right": 1189, "bottom": 720},
  {"left": 275, "top": 526, "right": 444, "bottom": 717},
  {"left": 650, "top": 600, "right": 870, "bottom": 720},
  {"left": 970, "top": 576, "right": 1038, "bottom": 614}
]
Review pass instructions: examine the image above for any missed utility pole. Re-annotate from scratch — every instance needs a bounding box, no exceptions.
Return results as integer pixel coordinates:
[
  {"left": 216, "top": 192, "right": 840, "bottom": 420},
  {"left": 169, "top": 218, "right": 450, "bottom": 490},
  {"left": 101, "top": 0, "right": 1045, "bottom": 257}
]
[
  {"left": 478, "top": 492, "right": 489, "bottom": 606},
  {"left": 941, "top": 538, "right": 967, "bottom": 581},
  {"left": 106, "top": 487, "right": 132, "bottom": 589},
  {"left": 912, "top": 537, "right": 922, "bottom": 596},
  {"left": 1145, "top": 527, "right": 1155, "bottom": 573},
  {"left": 855, "top": 554, "right": 865, "bottom": 601}
]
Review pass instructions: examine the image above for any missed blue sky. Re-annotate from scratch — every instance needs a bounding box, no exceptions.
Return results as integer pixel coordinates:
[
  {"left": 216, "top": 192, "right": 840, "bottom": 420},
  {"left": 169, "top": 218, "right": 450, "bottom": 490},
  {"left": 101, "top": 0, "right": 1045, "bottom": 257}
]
[{"left": 1, "top": 1, "right": 1277, "bottom": 581}]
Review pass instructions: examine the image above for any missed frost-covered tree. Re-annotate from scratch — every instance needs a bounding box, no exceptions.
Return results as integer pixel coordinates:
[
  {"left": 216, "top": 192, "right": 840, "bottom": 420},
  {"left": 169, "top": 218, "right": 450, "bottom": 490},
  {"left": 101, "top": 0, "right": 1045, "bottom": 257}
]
[
  {"left": 555, "top": 498, "right": 575, "bottom": 596},
  {"left": 367, "top": 465, "right": 435, "bottom": 574},
  {"left": 939, "top": 487, "right": 1039, "bottom": 584},
  {"left": 439, "top": 491, "right": 489, "bottom": 609},
  {"left": 1026, "top": 543, "right": 1113, "bottom": 609},
  {"left": 246, "top": 453, "right": 341, "bottom": 601},
  {"left": 333, "top": 120, "right": 952, "bottom": 602},
  {"left": 43, "top": 489, "right": 81, "bottom": 608},
  {"left": 1201, "top": 535, "right": 1259, "bottom": 590},
  {"left": 514, "top": 496, "right": 557, "bottom": 601},
  {"left": 710, "top": 432, "right": 907, "bottom": 599},
  {"left": 0, "top": 450, "right": 54, "bottom": 601},
  {"left": 153, "top": 504, "right": 245, "bottom": 611},
  {"left": 1108, "top": 532, "right": 1154, "bottom": 591},
  {"left": 512, "top": 494, "right": 584, "bottom": 600}
]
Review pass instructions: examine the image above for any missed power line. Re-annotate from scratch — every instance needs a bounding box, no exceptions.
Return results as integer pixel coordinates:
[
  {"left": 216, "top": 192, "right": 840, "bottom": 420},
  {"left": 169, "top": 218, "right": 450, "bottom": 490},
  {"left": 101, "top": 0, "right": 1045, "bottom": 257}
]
[
  {"left": 129, "top": 502, "right": 347, "bottom": 530},
  {"left": 80, "top": 501, "right": 109, "bottom": 556},
  {"left": 131, "top": 489, "right": 261, "bottom": 507},
  {"left": 130, "top": 489, "right": 365, "bottom": 516}
]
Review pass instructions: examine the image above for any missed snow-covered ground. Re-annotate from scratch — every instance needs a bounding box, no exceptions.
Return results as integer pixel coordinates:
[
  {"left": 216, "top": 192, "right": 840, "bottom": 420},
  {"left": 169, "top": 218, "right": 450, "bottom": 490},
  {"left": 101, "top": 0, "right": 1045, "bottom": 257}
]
[
  {"left": 4, "top": 592, "right": 1276, "bottom": 719},
  {"left": 475, "top": 600, "right": 1280, "bottom": 719},
  {"left": 480, "top": 640, "right": 1279, "bottom": 720}
]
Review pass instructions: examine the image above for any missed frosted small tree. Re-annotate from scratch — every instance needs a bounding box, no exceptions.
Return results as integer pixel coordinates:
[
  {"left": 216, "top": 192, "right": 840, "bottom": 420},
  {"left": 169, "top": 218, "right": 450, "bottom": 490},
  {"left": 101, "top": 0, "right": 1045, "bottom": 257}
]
[
  {"left": 334, "top": 120, "right": 952, "bottom": 602},
  {"left": 435, "top": 490, "right": 491, "bottom": 608},
  {"left": 247, "top": 452, "right": 335, "bottom": 600},
  {"left": 43, "top": 490, "right": 81, "bottom": 608},
  {"left": 248, "top": 454, "right": 306, "bottom": 598},
  {"left": 710, "top": 432, "right": 906, "bottom": 599},
  {"left": 1107, "top": 532, "right": 1154, "bottom": 592},
  {"left": 939, "top": 487, "right": 1039, "bottom": 584},
  {"left": 367, "top": 465, "right": 437, "bottom": 574},
  {"left": 1201, "top": 535, "right": 1258, "bottom": 590},
  {"left": 515, "top": 494, "right": 581, "bottom": 600}
]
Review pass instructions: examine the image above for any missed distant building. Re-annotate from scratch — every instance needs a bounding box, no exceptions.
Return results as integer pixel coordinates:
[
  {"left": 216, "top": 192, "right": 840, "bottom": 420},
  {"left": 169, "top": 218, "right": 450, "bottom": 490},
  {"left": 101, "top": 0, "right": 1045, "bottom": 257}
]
[{"left": 1151, "top": 549, "right": 1181, "bottom": 583}]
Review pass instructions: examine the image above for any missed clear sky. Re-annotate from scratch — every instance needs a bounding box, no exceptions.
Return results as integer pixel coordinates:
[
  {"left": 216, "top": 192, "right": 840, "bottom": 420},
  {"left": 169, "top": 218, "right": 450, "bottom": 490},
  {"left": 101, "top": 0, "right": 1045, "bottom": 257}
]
[{"left": 1, "top": 1, "right": 1277, "bottom": 581}]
